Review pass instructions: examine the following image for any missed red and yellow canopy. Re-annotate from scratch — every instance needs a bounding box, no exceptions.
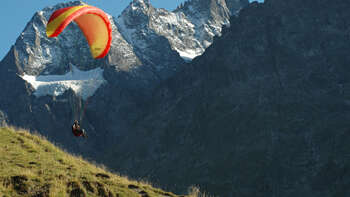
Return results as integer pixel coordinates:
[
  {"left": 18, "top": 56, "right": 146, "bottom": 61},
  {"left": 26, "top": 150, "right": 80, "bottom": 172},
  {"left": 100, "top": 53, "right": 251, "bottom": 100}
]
[{"left": 46, "top": 5, "right": 112, "bottom": 59}]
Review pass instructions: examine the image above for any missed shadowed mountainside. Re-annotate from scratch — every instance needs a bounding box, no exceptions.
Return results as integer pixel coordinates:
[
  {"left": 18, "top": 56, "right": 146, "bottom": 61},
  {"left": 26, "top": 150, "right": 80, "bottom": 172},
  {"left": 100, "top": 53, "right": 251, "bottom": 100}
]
[{"left": 100, "top": 0, "right": 350, "bottom": 196}]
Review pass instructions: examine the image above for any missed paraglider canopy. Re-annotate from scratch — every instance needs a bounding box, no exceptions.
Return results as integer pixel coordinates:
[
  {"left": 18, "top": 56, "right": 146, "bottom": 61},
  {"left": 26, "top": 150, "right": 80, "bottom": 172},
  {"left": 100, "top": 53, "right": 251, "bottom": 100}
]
[{"left": 46, "top": 4, "right": 112, "bottom": 59}]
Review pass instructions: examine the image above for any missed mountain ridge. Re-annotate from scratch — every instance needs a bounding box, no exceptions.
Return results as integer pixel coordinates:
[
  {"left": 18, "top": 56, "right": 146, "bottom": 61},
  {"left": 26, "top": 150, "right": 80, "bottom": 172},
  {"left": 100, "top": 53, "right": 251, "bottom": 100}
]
[{"left": 117, "top": 0, "right": 350, "bottom": 196}]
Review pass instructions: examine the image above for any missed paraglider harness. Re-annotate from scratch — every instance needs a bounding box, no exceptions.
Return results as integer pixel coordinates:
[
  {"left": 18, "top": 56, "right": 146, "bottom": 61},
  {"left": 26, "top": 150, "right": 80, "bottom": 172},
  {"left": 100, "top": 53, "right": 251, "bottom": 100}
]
[
  {"left": 72, "top": 120, "right": 87, "bottom": 138},
  {"left": 69, "top": 93, "right": 89, "bottom": 138}
]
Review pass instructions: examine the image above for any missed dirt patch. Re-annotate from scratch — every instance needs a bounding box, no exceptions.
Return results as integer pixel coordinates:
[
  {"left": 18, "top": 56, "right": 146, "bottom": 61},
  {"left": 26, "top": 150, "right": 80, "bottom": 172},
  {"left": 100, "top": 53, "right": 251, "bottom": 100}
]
[
  {"left": 15, "top": 163, "right": 25, "bottom": 168},
  {"left": 96, "top": 173, "right": 110, "bottom": 179},
  {"left": 127, "top": 184, "right": 150, "bottom": 197},
  {"left": 139, "top": 190, "right": 149, "bottom": 197},
  {"left": 17, "top": 137, "right": 24, "bottom": 144},
  {"left": 128, "top": 184, "right": 139, "bottom": 189},
  {"left": 11, "top": 175, "right": 28, "bottom": 194},
  {"left": 57, "top": 159, "right": 65, "bottom": 164}
]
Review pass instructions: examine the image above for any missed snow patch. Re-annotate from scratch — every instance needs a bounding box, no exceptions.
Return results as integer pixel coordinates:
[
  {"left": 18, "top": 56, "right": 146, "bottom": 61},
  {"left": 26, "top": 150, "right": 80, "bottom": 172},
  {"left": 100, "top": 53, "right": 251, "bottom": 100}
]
[
  {"left": 175, "top": 48, "right": 200, "bottom": 62},
  {"left": 20, "top": 66, "right": 106, "bottom": 100}
]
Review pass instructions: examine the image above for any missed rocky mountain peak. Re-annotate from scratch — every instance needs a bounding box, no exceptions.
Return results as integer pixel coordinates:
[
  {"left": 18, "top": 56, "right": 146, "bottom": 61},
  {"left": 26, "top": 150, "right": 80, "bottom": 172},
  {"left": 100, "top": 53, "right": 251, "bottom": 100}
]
[
  {"left": 117, "top": 0, "right": 248, "bottom": 61},
  {"left": 118, "top": 0, "right": 154, "bottom": 30},
  {"left": 130, "top": 0, "right": 151, "bottom": 10},
  {"left": 13, "top": 0, "right": 108, "bottom": 76}
]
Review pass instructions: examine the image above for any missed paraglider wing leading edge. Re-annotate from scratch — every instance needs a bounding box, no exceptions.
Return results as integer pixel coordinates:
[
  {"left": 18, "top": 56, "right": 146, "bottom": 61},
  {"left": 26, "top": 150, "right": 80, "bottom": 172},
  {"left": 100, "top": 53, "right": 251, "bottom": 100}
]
[{"left": 46, "top": 5, "right": 112, "bottom": 59}]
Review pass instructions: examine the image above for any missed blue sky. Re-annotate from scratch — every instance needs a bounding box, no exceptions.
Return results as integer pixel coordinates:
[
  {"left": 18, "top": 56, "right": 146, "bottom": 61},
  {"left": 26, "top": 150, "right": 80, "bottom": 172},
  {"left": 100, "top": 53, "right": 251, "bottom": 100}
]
[{"left": 0, "top": 0, "right": 262, "bottom": 60}]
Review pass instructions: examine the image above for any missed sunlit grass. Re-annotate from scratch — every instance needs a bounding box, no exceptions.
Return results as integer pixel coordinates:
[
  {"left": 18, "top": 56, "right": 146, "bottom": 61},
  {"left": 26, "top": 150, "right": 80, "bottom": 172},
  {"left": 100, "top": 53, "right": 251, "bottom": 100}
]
[{"left": 0, "top": 127, "right": 185, "bottom": 197}]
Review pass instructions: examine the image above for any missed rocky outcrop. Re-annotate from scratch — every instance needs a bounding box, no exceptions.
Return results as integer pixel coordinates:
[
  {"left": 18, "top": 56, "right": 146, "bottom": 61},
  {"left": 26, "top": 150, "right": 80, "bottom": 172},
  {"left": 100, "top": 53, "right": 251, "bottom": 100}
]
[{"left": 0, "top": 110, "right": 7, "bottom": 127}]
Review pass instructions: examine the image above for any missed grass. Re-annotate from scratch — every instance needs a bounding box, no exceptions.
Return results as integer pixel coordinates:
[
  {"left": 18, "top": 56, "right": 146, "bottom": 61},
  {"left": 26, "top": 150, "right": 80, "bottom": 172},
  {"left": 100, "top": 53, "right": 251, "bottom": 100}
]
[
  {"left": 0, "top": 126, "right": 187, "bottom": 197},
  {"left": 187, "top": 186, "right": 214, "bottom": 197}
]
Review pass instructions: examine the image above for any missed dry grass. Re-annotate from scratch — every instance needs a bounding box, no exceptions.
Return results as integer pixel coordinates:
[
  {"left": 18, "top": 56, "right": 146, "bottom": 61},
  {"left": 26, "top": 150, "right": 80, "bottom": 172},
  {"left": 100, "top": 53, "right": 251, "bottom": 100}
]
[
  {"left": 187, "top": 186, "right": 215, "bottom": 197},
  {"left": 0, "top": 127, "right": 185, "bottom": 197}
]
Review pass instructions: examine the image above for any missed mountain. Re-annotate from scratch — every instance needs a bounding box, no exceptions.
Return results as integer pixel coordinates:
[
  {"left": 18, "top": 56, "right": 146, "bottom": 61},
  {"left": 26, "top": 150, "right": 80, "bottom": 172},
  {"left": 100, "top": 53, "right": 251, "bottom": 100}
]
[
  {"left": 117, "top": 0, "right": 248, "bottom": 61},
  {"left": 5, "top": 0, "right": 350, "bottom": 196},
  {"left": 108, "top": 0, "right": 350, "bottom": 196},
  {"left": 0, "top": 0, "right": 248, "bottom": 195},
  {"left": 0, "top": 127, "right": 187, "bottom": 197}
]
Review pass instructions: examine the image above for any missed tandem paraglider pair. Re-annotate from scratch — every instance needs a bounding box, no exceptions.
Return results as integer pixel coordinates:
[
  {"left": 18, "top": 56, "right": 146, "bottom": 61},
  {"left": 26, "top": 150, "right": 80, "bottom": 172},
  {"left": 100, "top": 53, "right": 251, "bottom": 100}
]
[{"left": 46, "top": 4, "right": 113, "bottom": 138}]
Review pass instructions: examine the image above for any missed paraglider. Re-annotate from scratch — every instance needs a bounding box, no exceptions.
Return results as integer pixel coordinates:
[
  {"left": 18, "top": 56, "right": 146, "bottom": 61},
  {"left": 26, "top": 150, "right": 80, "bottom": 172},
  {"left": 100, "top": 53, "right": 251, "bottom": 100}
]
[
  {"left": 46, "top": 4, "right": 112, "bottom": 137},
  {"left": 46, "top": 4, "right": 112, "bottom": 59},
  {"left": 72, "top": 120, "right": 87, "bottom": 138}
]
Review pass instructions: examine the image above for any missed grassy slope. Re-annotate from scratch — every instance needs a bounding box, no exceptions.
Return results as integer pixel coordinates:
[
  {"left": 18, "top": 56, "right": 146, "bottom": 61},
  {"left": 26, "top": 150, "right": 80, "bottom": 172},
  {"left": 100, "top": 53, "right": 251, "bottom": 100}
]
[{"left": 0, "top": 127, "right": 187, "bottom": 197}]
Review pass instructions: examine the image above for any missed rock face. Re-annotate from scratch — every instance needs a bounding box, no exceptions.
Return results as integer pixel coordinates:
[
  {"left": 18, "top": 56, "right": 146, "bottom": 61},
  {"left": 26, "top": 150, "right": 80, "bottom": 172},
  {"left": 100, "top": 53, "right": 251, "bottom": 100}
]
[
  {"left": 104, "top": 0, "right": 350, "bottom": 196},
  {"left": 116, "top": 0, "right": 248, "bottom": 61},
  {"left": 117, "top": 0, "right": 248, "bottom": 61}
]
